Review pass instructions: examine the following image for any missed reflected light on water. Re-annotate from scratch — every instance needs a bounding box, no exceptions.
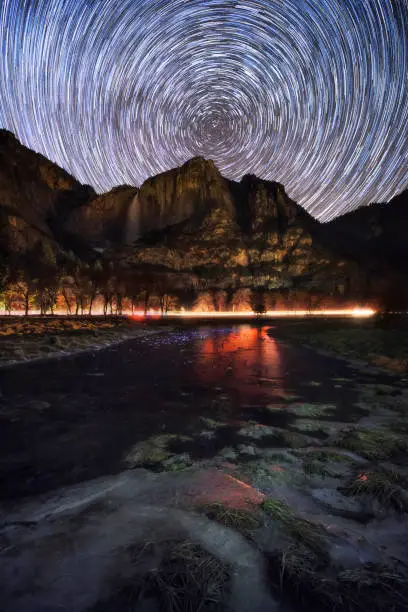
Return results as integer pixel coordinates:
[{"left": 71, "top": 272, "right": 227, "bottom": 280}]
[{"left": 194, "top": 325, "right": 283, "bottom": 397}]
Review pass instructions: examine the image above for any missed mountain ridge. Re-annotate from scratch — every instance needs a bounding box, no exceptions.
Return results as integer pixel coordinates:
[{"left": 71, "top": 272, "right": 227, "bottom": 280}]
[{"left": 0, "top": 129, "right": 406, "bottom": 310}]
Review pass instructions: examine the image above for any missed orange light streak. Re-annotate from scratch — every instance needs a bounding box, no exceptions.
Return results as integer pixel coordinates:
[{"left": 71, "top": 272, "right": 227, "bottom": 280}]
[
  {"left": 163, "top": 308, "right": 376, "bottom": 318},
  {"left": 1, "top": 307, "right": 376, "bottom": 318}
]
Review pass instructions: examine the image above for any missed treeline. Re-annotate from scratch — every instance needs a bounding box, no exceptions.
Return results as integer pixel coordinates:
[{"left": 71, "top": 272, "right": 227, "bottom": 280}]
[
  {"left": 0, "top": 264, "right": 358, "bottom": 316},
  {"left": 0, "top": 241, "right": 370, "bottom": 316},
  {"left": 0, "top": 249, "right": 179, "bottom": 316}
]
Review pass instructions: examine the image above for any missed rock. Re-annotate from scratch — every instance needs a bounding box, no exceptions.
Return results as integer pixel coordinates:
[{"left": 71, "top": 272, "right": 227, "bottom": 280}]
[
  {"left": 162, "top": 453, "right": 192, "bottom": 471},
  {"left": 311, "top": 488, "right": 365, "bottom": 518},
  {"left": 67, "top": 185, "right": 139, "bottom": 244},
  {"left": 360, "top": 383, "right": 397, "bottom": 396},
  {"left": 265, "top": 403, "right": 286, "bottom": 413},
  {"left": 237, "top": 445, "right": 258, "bottom": 457},
  {"left": 199, "top": 430, "right": 216, "bottom": 440},
  {"left": 290, "top": 419, "right": 349, "bottom": 436},
  {"left": 125, "top": 434, "right": 191, "bottom": 467},
  {"left": 237, "top": 424, "right": 279, "bottom": 440},
  {"left": 275, "top": 428, "right": 318, "bottom": 448},
  {"left": 286, "top": 403, "right": 337, "bottom": 418},
  {"left": 328, "top": 187, "right": 408, "bottom": 280},
  {"left": 0, "top": 129, "right": 94, "bottom": 257},
  {"left": 219, "top": 447, "right": 238, "bottom": 461},
  {"left": 199, "top": 417, "right": 226, "bottom": 430}
]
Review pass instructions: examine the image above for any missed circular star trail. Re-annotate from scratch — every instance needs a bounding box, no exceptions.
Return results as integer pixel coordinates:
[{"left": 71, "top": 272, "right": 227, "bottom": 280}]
[{"left": 0, "top": 0, "right": 407, "bottom": 220}]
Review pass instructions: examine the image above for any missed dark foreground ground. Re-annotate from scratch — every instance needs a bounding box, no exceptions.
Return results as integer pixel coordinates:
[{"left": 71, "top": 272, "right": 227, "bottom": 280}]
[{"left": 1, "top": 321, "right": 408, "bottom": 611}]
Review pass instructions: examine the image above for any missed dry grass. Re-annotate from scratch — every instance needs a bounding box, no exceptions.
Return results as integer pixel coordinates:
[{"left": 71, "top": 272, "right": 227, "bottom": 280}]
[
  {"left": 91, "top": 539, "right": 230, "bottom": 612},
  {"left": 0, "top": 316, "right": 144, "bottom": 366},
  {"left": 303, "top": 456, "right": 341, "bottom": 478},
  {"left": 340, "top": 466, "right": 408, "bottom": 513},
  {"left": 275, "top": 321, "right": 408, "bottom": 374},
  {"left": 152, "top": 540, "right": 230, "bottom": 612},
  {"left": 267, "top": 547, "right": 408, "bottom": 612},
  {"left": 334, "top": 428, "right": 408, "bottom": 460},
  {"left": 197, "top": 502, "right": 261, "bottom": 537},
  {"left": 260, "top": 498, "right": 329, "bottom": 559},
  {"left": 0, "top": 316, "right": 130, "bottom": 337}
]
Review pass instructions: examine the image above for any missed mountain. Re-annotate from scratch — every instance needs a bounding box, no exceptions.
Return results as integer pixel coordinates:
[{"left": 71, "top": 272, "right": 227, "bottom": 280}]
[
  {"left": 110, "top": 159, "right": 362, "bottom": 300},
  {"left": 68, "top": 157, "right": 238, "bottom": 245},
  {"left": 0, "top": 129, "right": 94, "bottom": 257},
  {"left": 327, "top": 189, "right": 408, "bottom": 271},
  {"left": 66, "top": 185, "right": 139, "bottom": 246},
  {"left": 1, "top": 129, "right": 405, "bottom": 308}
]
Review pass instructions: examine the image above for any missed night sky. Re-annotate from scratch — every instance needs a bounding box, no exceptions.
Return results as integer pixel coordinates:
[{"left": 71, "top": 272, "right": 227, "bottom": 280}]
[{"left": 0, "top": 0, "right": 407, "bottom": 221}]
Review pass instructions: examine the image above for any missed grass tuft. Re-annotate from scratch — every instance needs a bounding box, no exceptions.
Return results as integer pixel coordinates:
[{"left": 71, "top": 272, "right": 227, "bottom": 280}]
[
  {"left": 267, "top": 549, "right": 408, "bottom": 612},
  {"left": 152, "top": 540, "right": 230, "bottom": 612},
  {"left": 340, "top": 466, "right": 408, "bottom": 513},
  {"left": 334, "top": 428, "right": 408, "bottom": 460},
  {"left": 302, "top": 457, "right": 340, "bottom": 478},
  {"left": 260, "top": 498, "right": 329, "bottom": 559},
  {"left": 90, "top": 539, "right": 230, "bottom": 612},
  {"left": 197, "top": 502, "right": 261, "bottom": 537}
]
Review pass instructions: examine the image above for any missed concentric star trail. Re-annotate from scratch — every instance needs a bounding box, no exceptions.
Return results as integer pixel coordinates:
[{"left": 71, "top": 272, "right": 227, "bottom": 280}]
[{"left": 0, "top": 0, "right": 407, "bottom": 220}]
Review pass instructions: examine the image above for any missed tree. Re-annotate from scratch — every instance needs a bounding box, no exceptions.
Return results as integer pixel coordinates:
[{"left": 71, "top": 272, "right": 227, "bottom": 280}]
[
  {"left": 193, "top": 291, "right": 215, "bottom": 312},
  {"left": 88, "top": 261, "right": 103, "bottom": 315},
  {"left": 250, "top": 288, "right": 266, "bottom": 317},
  {"left": 3, "top": 282, "right": 20, "bottom": 314},
  {"left": 158, "top": 291, "right": 178, "bottom": 316},
  {"left": 34, "top": 240, "right": 59, "bottom": 314},
  {"left": 99, "top": 262, "right": 115, "bottom": 315},
  {"left": 230, "top": 288, "right": 252, "bottom": 312},
  {"left": 152, "top": 275, "right": 178, "bottom": 317},
  {"left": 14, "top": 278, "right": 37, "bottom": 315},
  {"left": 0, "top": 261, "right": 9, "bottom": 307},
  {"left": 306, "top": 291, "right": 324, "bottom": 313},
  {"left": 36, "top": 280, "right": 59, "bottom": 315},
  {"left": 213, "top": 290, "right": 228, "bottom": 312},
  {"left": 59, "top": 273, "right": 76, "bottom": 314}
]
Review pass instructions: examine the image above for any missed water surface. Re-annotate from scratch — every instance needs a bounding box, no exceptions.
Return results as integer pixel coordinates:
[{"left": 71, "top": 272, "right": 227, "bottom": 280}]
[{"left": 0, "top": 324, "right": 377, "bottom": 499}]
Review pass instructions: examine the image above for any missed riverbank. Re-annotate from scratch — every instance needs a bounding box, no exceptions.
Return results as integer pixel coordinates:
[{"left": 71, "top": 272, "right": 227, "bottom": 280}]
[
  {"left": 268, "top": 317, "right": 408, "bottom": 374},
  {"left": 1, "top": 324, "right": 408, "bottom": 611},
  {"left": 0, "top": 316, "right": 162, "bottom": 367}
]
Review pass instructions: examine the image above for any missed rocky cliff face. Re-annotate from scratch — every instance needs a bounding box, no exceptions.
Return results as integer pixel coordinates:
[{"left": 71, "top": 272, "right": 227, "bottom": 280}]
[
  {"left": 66, "top": 185, "right": 139, "bottom": 246},
  {"left": 69, "top": 156, "right": 237, "bottom": 245},
  {"left": 114, "top": 160, "right": 360, "bottom": 297},
  {"left": 1, "top": 129, "right": 401, "bottom": 304},
  {"left": 0, "top": 130, "right": 94, "bottom": 256}
]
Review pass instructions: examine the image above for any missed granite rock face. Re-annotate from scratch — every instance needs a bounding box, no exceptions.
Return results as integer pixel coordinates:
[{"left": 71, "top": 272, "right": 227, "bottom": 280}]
[
  {"left": 0, "top": 130, "right": 94, "bottom": 255},
  {"left": 66, "top": 185, "right": 139, "bottom": 246},
  {"left": 68, "top": 156, "right": 237, "bottom": 244},
  {"left": 115, "top": 162, "right": 360, "bottom": 297},
  {"left": 0, "top": 130, "right": 403, "bottom": 303}
]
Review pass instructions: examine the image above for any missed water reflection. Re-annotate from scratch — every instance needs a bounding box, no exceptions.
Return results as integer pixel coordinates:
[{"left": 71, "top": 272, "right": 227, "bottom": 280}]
[{"left": 193, "top": 325, "right": 283, "bottom": 399}]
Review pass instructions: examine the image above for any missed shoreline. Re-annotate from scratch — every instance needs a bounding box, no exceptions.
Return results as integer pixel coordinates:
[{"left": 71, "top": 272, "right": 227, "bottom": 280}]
[
  {"left": 268, "top": 321, "right": 408, "bottom": 377},
  {"left": 0, "top": 318, "right": 167, "bottom": 369}
]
